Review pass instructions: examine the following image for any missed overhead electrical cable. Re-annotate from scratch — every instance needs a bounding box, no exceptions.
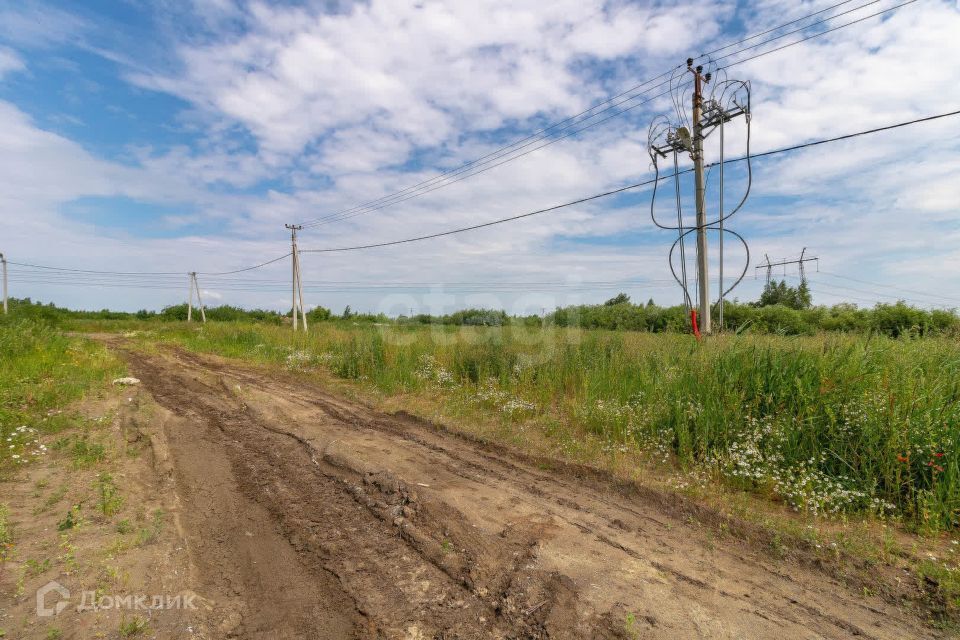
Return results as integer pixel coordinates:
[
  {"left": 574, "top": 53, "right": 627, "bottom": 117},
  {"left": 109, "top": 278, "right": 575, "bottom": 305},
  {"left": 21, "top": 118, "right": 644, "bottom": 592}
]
[
  {"left": 300, "top": 83, "right": 683, "bottom": 229},
  {"left": 5, "top": 252, "right": 293, "bottom": 279},
  {"left": 817, "top": 270, "right": 960, "bottom": 305},
  {"left": 300, "top": 109, "right": 960, "bottom": 254},
  {"left": 717, "top": 0, "right": 917, "bottom": 71},
  {"left": 9, "top": 107, "right": 956, "bottom": 279},
  {"left": 783, "top": 274, "right": 958, "bottom": 308},
  {"left": 197, "top": 252, "right": 292, "bottom": 275},
  {"left": 780, "top": 273, "right": 949, "bottom": 306}
]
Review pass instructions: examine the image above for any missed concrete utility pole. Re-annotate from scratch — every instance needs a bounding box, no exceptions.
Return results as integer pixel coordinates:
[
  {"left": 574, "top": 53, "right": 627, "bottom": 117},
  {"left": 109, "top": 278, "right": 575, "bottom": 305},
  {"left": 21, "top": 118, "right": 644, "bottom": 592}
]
[
  {"left": 690, "top": 61, "right": 711, "bottom": 335},
  {"left": 193, "top": 273, "right": 206, "bottom": 323},
  {"left": 187, "top": 272, "right": 194, "bottom": 322},
  {"left": 0, "top": 252, "right": 7, "bottom": 315},
  {"left": 648, "top": 59, "right": 749, "bottom": 336},
  {"left": 285, "top": 224, "right": 308, "bottom": 332},
  {"left": 295, "top": 242, "right": 307, "bottom": 332},
  {"left": 186, "top": 272, "right": 206, "bottom": 323}
]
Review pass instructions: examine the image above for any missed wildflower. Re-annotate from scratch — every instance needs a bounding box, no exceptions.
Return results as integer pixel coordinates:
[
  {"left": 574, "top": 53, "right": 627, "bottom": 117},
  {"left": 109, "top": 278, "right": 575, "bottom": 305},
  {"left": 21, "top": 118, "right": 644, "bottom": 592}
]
[{"left": 896, "top": 454, "right": 909, "bottom": 463}]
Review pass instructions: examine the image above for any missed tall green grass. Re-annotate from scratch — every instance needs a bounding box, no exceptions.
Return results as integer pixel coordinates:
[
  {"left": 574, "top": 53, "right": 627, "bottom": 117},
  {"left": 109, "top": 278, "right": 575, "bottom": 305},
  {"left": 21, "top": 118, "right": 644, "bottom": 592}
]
[
  {"left": 0, "top": 320, "right": 123, "bottom": 471},
  {"left": 154, "top": 322, "right": 960, "bottom": 529}
]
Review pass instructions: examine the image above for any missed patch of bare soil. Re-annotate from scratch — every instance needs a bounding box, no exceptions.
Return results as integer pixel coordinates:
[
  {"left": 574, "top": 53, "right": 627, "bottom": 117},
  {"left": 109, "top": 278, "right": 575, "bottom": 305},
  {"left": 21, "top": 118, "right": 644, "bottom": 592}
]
[
  {"left": 0, "top": 381, "right": 210, "bottom": 638},
  {"left": 99, "top": 340, "right": 936, "bottom": 639}
]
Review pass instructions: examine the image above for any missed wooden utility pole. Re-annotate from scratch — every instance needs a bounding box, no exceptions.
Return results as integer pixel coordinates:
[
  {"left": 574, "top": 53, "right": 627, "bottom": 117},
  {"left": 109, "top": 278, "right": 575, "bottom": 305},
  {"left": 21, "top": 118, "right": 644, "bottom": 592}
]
[
  {"left": 187, "top": 272, "right": 193, "bottom": 322},
  {"left": 690, "top": 61, "right": 711, "bottom": 334},
  {"left": 0, "top": 253, "right": 7, "bottom": 315}
]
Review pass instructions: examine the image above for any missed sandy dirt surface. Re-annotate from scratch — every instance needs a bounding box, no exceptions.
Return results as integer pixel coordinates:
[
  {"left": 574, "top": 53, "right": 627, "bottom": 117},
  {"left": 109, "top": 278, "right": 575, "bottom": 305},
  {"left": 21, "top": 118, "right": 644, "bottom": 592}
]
[
  {"left": 99, "top": 340, "right": 936, "bottom": 639},
  {"left": 0, "top": 374, "right": 205, "bottom": 638}
]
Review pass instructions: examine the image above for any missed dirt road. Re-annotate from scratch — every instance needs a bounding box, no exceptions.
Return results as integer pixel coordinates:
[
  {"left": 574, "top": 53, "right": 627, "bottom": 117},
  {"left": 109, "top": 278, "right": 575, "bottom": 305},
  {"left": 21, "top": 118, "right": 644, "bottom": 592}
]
[{"left": 112, "top": 341, "right": 933, "bottom": 639}]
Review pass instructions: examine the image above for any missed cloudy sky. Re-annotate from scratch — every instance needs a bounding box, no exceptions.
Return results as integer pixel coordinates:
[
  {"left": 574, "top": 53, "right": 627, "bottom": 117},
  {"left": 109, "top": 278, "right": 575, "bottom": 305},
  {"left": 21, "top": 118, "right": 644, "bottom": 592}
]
[{"left": 0, "top": 0, "right": 958, "bottom": 316}]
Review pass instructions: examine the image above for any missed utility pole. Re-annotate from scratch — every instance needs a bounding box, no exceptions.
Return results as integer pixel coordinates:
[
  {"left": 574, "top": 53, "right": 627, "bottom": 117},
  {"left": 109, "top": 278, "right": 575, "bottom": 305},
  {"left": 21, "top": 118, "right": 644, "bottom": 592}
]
[
  {"left": 186, "top": 272, "right": 206, "bottom": 323},
  {"left": 690, "top": 60, "right": 711, "bottom": 334},
  {"left": 285, "top": 224, "right": 308, "bottom": 332},
  {"left": 193, "top": 273, "right": 206, "bottom": 323},
  {"left": 0, "top": 252, "right": 7, "bottom": 315},
  {"left": 648, "top": 59, "right": 749, "bottom": 337}
]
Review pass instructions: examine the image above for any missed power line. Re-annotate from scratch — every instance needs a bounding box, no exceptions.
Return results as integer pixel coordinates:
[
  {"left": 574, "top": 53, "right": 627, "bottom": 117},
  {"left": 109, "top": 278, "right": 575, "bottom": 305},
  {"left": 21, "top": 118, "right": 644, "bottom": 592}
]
[
  {"left": 748, "top": 109, "right": 960, "bottom": 159},
  {"left": 783, "top": 274, "right": 956, "bottom": 308},
  {"left": 6, "top": 260, "right": 184, "bottom": 276},
  {"left": 6, "top": 272, "right": 681, "bottom": 288},
  {"left": 199, "top": 252, "right": 292, "bottom": 275},
  {"left": 9, "top": 106, "right": 957, "bottom": 280},
  {"left": 301, "top": 85, "right": 680, "bottom": 229},
  {"left": 719, "top": 0, "right": 917, "bottom": 72},
  {"left": 6, "top": 276, "right": 689, "bottom": 294},
  {"left": 5, "top": 252, "right": 293, "bottom": 279},
  {"left": 301, "top": 108, "right": 960, "bottom": 254},
  {"left": 297, "top": 0, "right": 898, "bottom": 230},
  {"left": 818, "top": 270, "right": 960, "bottom": 305}
]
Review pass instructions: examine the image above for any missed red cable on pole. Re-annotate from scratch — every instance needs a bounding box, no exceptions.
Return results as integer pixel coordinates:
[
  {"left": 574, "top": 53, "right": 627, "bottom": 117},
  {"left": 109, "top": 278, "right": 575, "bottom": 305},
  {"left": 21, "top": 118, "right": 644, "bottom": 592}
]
[{"left": 691, "top": 309, "right": 702, "bottom": 341}]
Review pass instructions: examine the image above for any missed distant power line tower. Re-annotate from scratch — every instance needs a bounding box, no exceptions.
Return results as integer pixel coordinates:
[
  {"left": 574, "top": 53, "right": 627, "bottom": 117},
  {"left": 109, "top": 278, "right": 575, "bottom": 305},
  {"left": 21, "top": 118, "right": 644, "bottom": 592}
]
[
  {"left": 648, "top": 59, "right": 752, "bottom": 334},
  {"left": 757, "top": 248, "right": 819, "bottom": 285}
]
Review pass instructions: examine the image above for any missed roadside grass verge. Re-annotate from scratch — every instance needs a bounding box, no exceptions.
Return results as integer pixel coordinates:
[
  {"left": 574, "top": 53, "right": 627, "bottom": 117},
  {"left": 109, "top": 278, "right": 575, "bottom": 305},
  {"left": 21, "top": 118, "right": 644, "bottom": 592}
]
[{"left": 0, "top": 320, "right": 124, "bottom": 475}]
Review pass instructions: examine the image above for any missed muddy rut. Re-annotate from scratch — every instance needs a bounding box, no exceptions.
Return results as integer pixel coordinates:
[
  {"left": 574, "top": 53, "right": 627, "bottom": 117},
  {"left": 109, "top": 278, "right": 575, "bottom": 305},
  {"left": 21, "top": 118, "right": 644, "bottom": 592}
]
[{"left": 111, "top": 342, "right": 933, "bottom": 639}]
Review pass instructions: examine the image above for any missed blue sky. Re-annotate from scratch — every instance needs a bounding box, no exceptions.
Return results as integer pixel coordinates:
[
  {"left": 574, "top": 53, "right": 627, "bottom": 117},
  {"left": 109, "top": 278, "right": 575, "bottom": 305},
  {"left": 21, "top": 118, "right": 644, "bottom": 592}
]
[{"left": 0, "top": 0, "right": 958, "bottom": 314}]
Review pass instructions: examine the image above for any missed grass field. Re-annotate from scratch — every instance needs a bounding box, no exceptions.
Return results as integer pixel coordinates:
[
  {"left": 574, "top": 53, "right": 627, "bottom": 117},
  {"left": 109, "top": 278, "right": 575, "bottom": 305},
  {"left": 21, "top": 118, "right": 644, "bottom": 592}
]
[
  {"left": 117, "top": 320, "right": 960, "bottom": 532},
  {"left": 0, "top": 321, "right": 124, "bottom": 473}
]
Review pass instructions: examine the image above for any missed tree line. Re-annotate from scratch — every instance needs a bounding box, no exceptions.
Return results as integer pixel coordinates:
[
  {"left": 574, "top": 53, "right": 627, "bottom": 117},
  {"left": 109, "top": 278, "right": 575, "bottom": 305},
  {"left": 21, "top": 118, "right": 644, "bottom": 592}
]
[{"left": 3, "top": 278, "right": 956, "bottom": 338}]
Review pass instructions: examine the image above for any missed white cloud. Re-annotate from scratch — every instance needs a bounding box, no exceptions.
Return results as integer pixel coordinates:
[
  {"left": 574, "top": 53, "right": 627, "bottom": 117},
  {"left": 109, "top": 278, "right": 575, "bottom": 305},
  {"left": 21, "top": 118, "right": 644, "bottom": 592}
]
[
  {"left": 0, "top": 2, "right": 88, "bottom": 49},
  {"left": 2, "top": 0, "right": 960, "bottom": 314},
  {"left": 0, "top": 46, "right": 24, "bottom": 79},
  {"left": 131, "top": 0, "right": 725, "bottom": 161}
]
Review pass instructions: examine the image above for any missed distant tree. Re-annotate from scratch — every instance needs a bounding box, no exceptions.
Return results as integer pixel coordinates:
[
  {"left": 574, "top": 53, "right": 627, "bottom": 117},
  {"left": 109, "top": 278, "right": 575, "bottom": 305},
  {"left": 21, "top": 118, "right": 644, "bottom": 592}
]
[
  {"left": 604, "top": 293, "right": 631, "bottom": 306},
  {"left": 160, "top": 303, "right": 189, "bottom": 321},
  {"left": 797, "top": 279, "right": 812, "bottom": 309},
  {"left": 307, "top": 306, "right": 331, "bottom": 322},
  {"left": 756, "top": 279, "right": 812, "bottom": 310},
  {"left": 342, "top": 305, "right": 352, "bottom": 319}
]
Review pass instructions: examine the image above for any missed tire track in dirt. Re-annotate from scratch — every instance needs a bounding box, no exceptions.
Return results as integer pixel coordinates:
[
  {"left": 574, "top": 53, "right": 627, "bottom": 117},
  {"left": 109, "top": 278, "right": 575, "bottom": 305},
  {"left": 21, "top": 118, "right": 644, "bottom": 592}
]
[{"left": 112, "top": 342, "right": 935, "bottom": 639}]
